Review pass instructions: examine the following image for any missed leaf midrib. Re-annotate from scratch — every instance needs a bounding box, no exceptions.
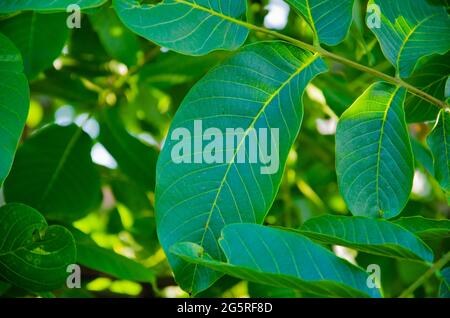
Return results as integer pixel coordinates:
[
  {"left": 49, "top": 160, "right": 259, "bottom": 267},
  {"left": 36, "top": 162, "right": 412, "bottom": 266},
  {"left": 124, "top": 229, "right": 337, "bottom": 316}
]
[{"left": 188, "top": 53, "right": 320, "bottom": 291}]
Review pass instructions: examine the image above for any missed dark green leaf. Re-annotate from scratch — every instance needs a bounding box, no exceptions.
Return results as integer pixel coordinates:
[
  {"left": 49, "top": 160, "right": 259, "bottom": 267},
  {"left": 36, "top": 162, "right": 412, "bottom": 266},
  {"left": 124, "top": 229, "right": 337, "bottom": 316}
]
[
  {"left": 4, "top": 124, "right": 102, "bottom": 222},
  {"left": 393, "top": 216, "right": 450, "bottom": 240},
  {"left": 0, "top": 0, "right": 107, "bottom": 13},
  {"left": 439, "top": 267, "right": 450, "bottom": 298},
  {"left": 336, "top": 82, "right": 414, "bottom": 219},
  {"left": 0, "top": 203, "right": 76, "bottom": 292}
]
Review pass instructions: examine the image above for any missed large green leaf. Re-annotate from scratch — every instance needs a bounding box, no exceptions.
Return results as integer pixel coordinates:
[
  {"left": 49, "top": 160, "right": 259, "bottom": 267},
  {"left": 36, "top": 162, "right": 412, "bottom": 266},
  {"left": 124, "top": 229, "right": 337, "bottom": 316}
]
[
  {"left": 0, "top": 33, "right": 29, "bottom": 186},
  {"left": 404, "top": 54, "right": 448, "bottom": 123},
  {"left": 368, "top": 0, "right": 450, "bottom": 78},
  {"left": 299, "top": 215, "right": 433, "bottom": 262},
  {"left": 98, "top": 107, "right": 159, "bottom": 191},
  {"left": 156, "top": 41, "right": 327, "bottom": 294},
  {"left": 0, "top": 203, "right": 76, "bottom": 292},
  {"left": 113, "top": 0, "right": 248, "bottom": 55},
  {"left": 171, "top": 224, "right": 380, "bottom": 298},
  {"left": 427, "top": 109, "right": 450, "bottom": 193},
  {"left": 90, "top": 7, "right": 140, "bottom": 66},
  {"left": 286, "top": 0, "right": 354, "bottom": 45},
  {"left": 393, "top": 216, "right": 450, "bottom": 240},
  {"left": 336, "top": 82, "right": 414, "bottom": 219},
  {"left": 69, "top": 228, "right": 155, "bottom": 283},
  {"left": 0, "top": 0, "right": 107, "bottom": 13},
  {"left": 0, "top": 12, "right": 69, "bottom": 79},
  {"left": 4, "top": 124, "right": 102, "bottom": 222}
]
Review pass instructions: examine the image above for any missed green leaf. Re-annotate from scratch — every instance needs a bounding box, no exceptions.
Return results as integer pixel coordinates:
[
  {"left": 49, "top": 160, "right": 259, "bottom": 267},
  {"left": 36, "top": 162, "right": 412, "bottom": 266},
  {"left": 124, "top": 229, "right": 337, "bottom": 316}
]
[
  {"left": 427, "top": 109, "right": 450, "bottom": 193},
  {"left": 0, "top": 33, "right": 29, "bottom": 186},
  {"left": 0, "top": 0, "right": 108, "bottom": 13},
  {"left": 0, "top": 203, "right": 76, "bottom": 292},
  {"left": 439, "top": 267, "right": 450, "bottom": 298},
  {"left": 113, "top": 0, "right": 249, "bottom": 55},
  {"left": 98, "top": 107, "right": 159, "bottom": 191},
  {"left": 4, "top": 124, "right": 102, "bottom": 222},
  {"left": 156, "top": 41, "right": 327, "bottom": 294},
  {"left": 171, "top": 224, "right": 381, "bottom": 298},
  {"left": 0, "top": 12, "right": 69, "bottom": 79},
  {"left": 336, "top": 82, "right": 414, "bottom": 219},
  {"left": 299, "top": 215, "right": 434, "bottom": 262},
  {"left": 393, "top": 216, "right": 450, "bottom": 240},
  {"left": 411, "top": 137, "right": 435, "bottom": 176},
  {"left": 69, "top": 228, "right": 155, "bottom": 283},
  {"left": 90, "top": 8, "right": 140, "bottom": 66},
  {"left": 368, "top": 0, "right": 450, "bottom": 78},
  {"left": 286, "top": 0, "right": 354, "bottom": 45},
  {"left": 404, "top": 54, "right": 448, "bottom": 123}
]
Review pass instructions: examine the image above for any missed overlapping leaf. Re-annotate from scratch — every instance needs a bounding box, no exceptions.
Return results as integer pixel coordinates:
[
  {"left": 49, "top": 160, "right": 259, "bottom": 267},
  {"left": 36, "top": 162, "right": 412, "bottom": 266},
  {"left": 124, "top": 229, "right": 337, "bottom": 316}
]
[
  {"left": 0, "top": 203, "right": 76, "bottom": 292},
  {"left": 113, "top": 0, "right": 249, "bottom": 55},
  {"left": 368, "top": 0, "right": 450, "bottom": 78},
  {"left": 299, "top": 215, "right": 433, "bottom": 262},
  {"left": 156, "top": 41, "right": 327, "bottom": 294},
  {"left": 286, "top": 0, "right": 354, "bottom": 45},
  {"left": 393, "top": 216, "right": 450, "bottom": 240},
  {"left": 0, "top": 12, "right": 69, "bottom": 79},
  {"left": 0, "top": 0, "right": 107, "bottom": 13},
  {"left": 0, "top": 33, "right": 29, "bottom": 186},
  {"left": 172, "top": 224, "right": 380, "bottom": 298},
  {"left": 427, "top": 110, "right": 450, "bottom": 193},
  {"left": 4, "top": 124, "right": 102, "bottom": 222},
  {"left": 336, "top": 82, "right": 414, "bottom": 219}
]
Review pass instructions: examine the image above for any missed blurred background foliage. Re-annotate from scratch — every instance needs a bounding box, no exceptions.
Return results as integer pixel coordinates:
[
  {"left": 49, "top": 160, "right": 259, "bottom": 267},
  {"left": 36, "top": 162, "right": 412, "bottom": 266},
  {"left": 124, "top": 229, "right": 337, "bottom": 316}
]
[{"left": 0, "top": 0, "right": 448, "bottom": 298}]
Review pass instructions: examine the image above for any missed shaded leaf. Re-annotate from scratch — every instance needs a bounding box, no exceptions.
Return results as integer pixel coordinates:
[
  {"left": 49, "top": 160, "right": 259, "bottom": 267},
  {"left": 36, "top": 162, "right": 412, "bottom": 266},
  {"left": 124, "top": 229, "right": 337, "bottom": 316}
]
[
  {"left": 4, "top": 124, "right": 102, "bottom": 222},
  {"left": 0, "top": 0, "right": 107, "bottom": 13},
  {"left": 336, "top": 82, "right": 414, "bottom": 219},
  {"left": 156, "top": 41, "right": 327, "bottom": 294},
  {"left": 0, "top": 203, "right": 76, "bottom": 292},
  {"left": 113, "top": 0, "right": 249, "bottom": 55},
  {"left": 368, "top": 0, "right": 450, "bottom": 78},
  {"left": 171, "top": 224, "right": 380, "bottom": 298},
  {"left": 394, "top": 216, "right": 450, "bottom": 240},
  {"left": 299, "top": 215, "right": 434, "bottom": 262},
  {"left": 411, "top": 137, "right": 435, "bottom": 176},
  {"left": 439, "top": 267, "right": 450, "bottom": 298}
]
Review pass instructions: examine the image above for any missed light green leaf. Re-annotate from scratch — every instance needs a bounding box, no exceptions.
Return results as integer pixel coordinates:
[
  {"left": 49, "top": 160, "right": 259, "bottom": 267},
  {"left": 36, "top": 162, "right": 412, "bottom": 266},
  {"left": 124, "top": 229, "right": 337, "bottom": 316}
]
[
  {"left": 113, "top": 0, "right": 249, "bottom": 55},
  {"left": 0, "top": 0, "right": 107, "bottom": 13},
  {"left": 90, "top": 7, "right": 141, "bottom": 66},
  {"left": 98, "top": 107, "right": 159, "bottom": 191},
  {"left": 0, "top": 33, "right": 29, "bottom": 187},
  {"left": 171, "top": 224, "right": 381, "bottom": 298},
  {"left": 368, "top": 0, "right": 450, "bottom": 78},
  {"left": 336, "top": 82, "right": 414, "bottom": 219},
  {"left": 393, "top": 216, "right": 450, "bottom": 240},
  {"left": 156, "top": 41, "right": 327, "bottom": 294},
  {"left": 286, "top": 0, "right": 354, "bottom": 45},
  {"left": 69, "top": 228, "right": 155, "bottom": 283},
  {"left": 299, "top": 215, "right": 433, "bottom": 262},
  {"left": 0, "top": 203, "right": 76, "bottom": 292},
  {"left": 0, "top": 12, "right": 69, "bottom": 79},
  {"left": 4, "top": 124, "right": 102, "bottom": 222},
  {"left": 427, "top": 109, "right": 450, "bottom": 193},
  {"left": 405, "top": 54, "right": 448, "bottom": 123}
]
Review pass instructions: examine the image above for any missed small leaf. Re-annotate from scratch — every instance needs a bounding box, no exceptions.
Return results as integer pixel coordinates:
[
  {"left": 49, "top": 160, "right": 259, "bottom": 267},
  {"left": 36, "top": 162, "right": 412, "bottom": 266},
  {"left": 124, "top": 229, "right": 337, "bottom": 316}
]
[
  {"left": 0, "top": 203, "right": 76, "bottom": 292},
  {"left": 90, "top": 7, "right": 141, "bottom": 66},
  {"left": 0, "top": 0, "right": 108, "bottom": 13},
  {"left": 0, "top": 32, "right": 29, "bottom": 186},
  {"left": 394, "top": 216, "right": 450, "bottom": 241},
  {"left": 286, "top": 0, "right": 354, "bottom": 45},
  {"left": 0, "top": 12, "right": 69, "bottom": 79},
  {"left": 156, "top": 41, "right": 327, "bottom": 294},
  {"left": 113, "top": 0, "right": 249, "bottom": 55},
  {"left": 299, "top": 215, "right": 434, "bottom": 262},
  {"left": 69, "top": 228, "right": 155, "bottom": 283},
  {"left": 98, "top": 107, "right": 159, "bottom": 191},
  {"left": 427, "top": 109, "right": 450, "bottom": 193},
  {"left": 368, "top": 0, "right": 450, "bottom": 78},
  {"left": 4, "top": 124, "right": 102, "bottom": 222},
  {"left": 171, "top": 224, "right": 381, "bottom": 298},
  {"left": 336, "top": 82, "right": 414, "bottom": 219}
]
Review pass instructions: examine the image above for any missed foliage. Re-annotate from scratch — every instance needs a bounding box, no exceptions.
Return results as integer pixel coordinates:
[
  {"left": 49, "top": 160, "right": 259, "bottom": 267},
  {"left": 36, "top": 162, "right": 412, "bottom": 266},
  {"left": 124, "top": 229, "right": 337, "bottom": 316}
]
[{"left": 0, "top": 0, "right": 449, "bottom": 298}]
